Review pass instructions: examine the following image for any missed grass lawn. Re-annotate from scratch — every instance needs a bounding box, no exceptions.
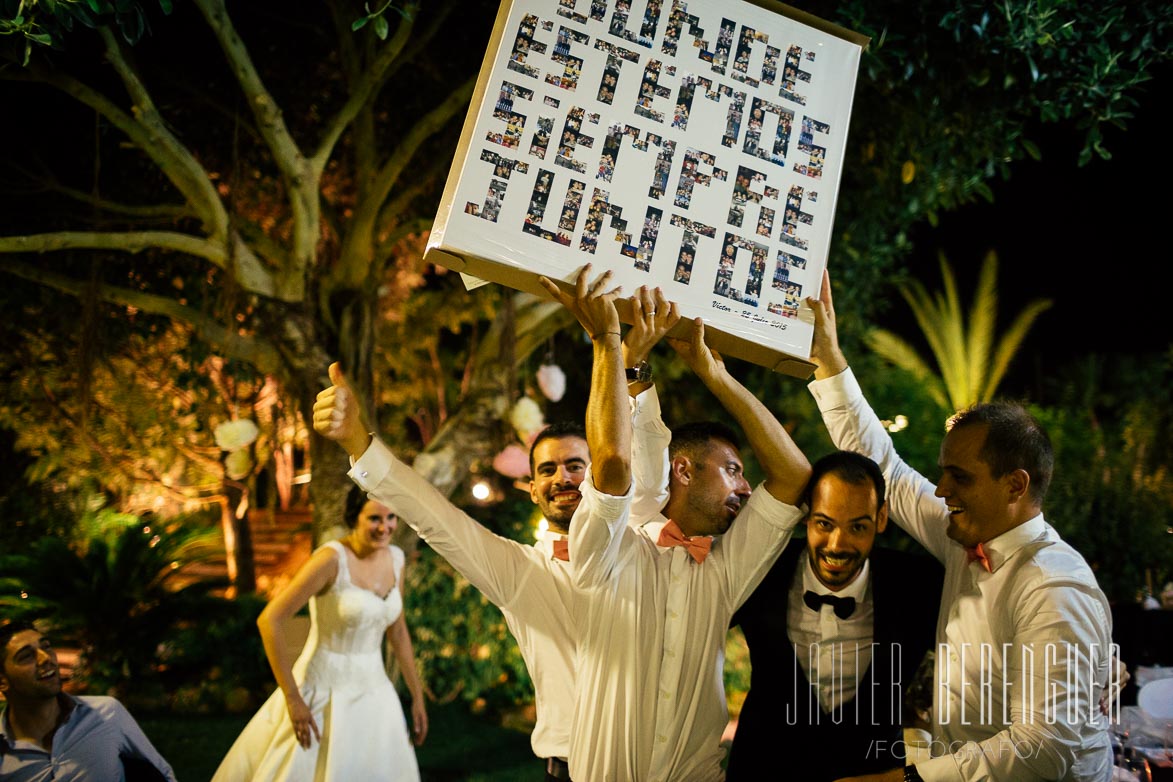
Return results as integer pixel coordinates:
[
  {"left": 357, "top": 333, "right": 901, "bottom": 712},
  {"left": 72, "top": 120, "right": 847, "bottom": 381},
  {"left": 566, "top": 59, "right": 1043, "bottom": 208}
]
[{"left": 139, "top": 700, "right": 543, "bottom": 782}]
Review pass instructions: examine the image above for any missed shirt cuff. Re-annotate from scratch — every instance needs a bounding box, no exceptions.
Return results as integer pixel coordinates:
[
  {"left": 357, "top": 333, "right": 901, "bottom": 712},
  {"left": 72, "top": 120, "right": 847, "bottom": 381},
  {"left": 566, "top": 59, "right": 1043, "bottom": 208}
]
[
  {"left": 807, "top": 365, "right": 860, "bottom": 412},
  {"left": 913, "top": 753, "right": 963, "bottom": 782},
  {"left": 578, "top": 467, "right": 634, "bottom": 518},
  {"left": 631, "top": 385, "right": 667, "bottom": 426},
  {"left": 747, "top": 480, "right": 806, "bottom": 531},
  {"left": 348, "top": 437, "right": 396, "bottom": 492}
]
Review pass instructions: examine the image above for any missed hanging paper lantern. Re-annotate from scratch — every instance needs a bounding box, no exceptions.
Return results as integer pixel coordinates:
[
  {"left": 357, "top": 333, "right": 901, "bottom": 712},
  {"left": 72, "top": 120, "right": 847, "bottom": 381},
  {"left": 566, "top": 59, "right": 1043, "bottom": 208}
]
[
  {"left": 510, "top": 396, "right": 545, "bottom": 440},
  {"left": 536, "top": 363, "right": 567, "bottom": 402},
  {"left": 214, "top": 418, "right": 259, "bottom": 451},
  {"left": 492, "top": 443, "right": 531, "bottom": 479},
  {"left": 224, "top": 448, "right": 253, "bottom": 480}
]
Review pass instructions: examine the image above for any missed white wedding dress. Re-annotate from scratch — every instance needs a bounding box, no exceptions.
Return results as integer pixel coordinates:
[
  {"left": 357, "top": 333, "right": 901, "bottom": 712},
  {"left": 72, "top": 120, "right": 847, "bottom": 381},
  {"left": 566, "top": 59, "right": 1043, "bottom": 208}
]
[{"left": 212, "top": 540, "right": 420, "bottom": 781}]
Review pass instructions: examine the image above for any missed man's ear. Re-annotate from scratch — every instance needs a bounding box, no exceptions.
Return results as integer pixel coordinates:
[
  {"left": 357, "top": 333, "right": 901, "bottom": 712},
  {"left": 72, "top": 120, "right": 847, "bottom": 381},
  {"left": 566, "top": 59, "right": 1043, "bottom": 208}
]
[
  {"left": 0, "top": 671, "right": 8, "bottom": 694},
  {"left": 876, "top": 501, "right": 889, "bottom": 534},
  {"left": 1005, "top": 469, "right": 1031, "bottom": 505},
  {"left": 669, "top": 455, "right": 692, "bottom": 485}
]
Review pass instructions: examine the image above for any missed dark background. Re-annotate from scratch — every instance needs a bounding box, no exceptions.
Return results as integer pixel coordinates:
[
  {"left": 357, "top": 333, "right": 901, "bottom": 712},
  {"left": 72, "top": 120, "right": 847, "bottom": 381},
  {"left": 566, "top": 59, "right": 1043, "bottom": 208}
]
[{"left": 900, "top": 62, "right": 1171, "bottom": 398}]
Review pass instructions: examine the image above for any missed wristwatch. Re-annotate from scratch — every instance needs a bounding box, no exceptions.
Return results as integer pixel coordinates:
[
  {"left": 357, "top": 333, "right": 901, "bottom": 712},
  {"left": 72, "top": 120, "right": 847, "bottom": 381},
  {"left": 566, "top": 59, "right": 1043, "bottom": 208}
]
[
  {"left": 903, "top": 766, "right": 924, "bottom": 782},
  {"left": 625, "top": 360, "right": 652, "bottom": 384}
]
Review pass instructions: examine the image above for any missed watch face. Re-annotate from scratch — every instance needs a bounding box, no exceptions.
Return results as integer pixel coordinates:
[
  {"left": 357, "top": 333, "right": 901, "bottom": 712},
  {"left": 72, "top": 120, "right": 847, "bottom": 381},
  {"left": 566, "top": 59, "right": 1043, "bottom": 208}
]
[{"left": 627, "top": 361, "right": 651, "bottom": 383}]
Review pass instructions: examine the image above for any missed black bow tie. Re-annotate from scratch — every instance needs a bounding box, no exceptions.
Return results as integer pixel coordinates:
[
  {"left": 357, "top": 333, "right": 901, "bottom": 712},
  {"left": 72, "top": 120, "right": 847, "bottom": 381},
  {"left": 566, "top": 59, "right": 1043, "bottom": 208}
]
[{"left": 803, "top": 590, "right": 856, "bottom": 619}]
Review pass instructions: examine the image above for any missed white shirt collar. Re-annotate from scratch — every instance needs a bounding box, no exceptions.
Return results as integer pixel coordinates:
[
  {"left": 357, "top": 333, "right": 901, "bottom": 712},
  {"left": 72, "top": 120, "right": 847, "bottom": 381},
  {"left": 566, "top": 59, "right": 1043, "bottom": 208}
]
[{"left": 801, "top": 552, "right": 871, "bottom": 601}]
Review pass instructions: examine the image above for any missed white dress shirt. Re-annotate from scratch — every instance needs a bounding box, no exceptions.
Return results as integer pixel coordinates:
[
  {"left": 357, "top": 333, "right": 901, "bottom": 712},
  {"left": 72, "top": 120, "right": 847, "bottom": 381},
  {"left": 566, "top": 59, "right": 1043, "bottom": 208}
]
[
  {"left": 567, "top": 469, "right": 803, "bottom": 782},
  {"left": 630, "top": 385, "right": 671, "bottom": 525},
  {"left": 810, "top": 367, "right": 1113, "bottom": 782},
  {"left": 347, "top": 387, "right": 667, "bottom": 763},
  {"left": 350, "top": 438, "right": 584, "bottom": 762},
  {"left": 789, "top": 557, "right": 875, "bottom": 712}
]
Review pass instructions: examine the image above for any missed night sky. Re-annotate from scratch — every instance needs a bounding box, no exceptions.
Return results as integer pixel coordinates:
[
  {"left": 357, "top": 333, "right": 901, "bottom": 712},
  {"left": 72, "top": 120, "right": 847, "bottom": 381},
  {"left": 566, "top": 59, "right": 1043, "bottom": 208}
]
[{"left": 899, "top": 63, "right": 1171, "bottom": 398}]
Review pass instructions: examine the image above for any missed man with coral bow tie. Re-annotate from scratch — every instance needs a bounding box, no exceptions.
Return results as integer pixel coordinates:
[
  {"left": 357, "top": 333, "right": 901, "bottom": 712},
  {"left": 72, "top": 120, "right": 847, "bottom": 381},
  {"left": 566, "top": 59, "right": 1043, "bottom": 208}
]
[{"left": 539, "top": 265, "right": 812, "bottom": 782}]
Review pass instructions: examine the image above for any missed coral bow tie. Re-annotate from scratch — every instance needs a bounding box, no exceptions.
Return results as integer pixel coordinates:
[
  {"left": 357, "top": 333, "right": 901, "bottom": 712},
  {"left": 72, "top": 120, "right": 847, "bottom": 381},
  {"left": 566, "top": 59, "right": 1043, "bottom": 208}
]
[
  {"left": 656, "top": 520, "right": 712, "bottom": 564},
  {"left": 965, "top": 542, "right": 992, "bottom": 573},
  {"left": 552, "top": 538, "right": 570, "bottom": 562}
]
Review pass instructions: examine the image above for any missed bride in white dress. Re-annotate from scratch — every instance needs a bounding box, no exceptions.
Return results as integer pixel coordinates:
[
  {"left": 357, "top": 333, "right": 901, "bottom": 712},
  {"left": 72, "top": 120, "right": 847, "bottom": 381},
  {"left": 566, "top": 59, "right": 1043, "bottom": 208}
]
[{"left": 212, "top": 488, "right": 428, "bottom": 781}]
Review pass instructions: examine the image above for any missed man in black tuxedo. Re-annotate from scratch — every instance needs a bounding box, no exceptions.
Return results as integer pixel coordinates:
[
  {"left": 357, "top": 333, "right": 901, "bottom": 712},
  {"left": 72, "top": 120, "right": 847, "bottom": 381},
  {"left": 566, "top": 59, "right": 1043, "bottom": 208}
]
[{"left": 726, "top": 450, "right": 943, "bottom": 781}]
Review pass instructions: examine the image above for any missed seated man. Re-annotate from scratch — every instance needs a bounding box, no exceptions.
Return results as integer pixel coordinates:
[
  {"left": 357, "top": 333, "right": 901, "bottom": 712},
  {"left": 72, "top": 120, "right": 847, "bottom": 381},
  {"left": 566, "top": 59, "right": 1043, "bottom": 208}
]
[
  {"left": 540, "top": 266, "right": 811, "bottom": 781},
  {"left": 727, "top": 450, "right": 942, "bottom": 781},
  {"left": 0, "top": 620, "right": 176, "bottom": 782}
]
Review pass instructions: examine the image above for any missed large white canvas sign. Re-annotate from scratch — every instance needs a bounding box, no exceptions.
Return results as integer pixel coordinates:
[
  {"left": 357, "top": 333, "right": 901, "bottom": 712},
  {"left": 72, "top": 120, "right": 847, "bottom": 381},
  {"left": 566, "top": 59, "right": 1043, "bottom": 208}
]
[{"left": 427, "top": 0, "right": 867, "bottom": 374}]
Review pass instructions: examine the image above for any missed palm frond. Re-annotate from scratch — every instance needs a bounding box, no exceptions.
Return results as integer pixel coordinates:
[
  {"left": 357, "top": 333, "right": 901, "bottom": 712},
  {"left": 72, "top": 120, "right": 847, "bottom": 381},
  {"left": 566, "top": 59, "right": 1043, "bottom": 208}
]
[
  {"left": 965, "top": 251, "right": 1000, "bottom": 404},
  {"left": 867, "top": 327, "right": 950, "bottom": 410},
  {"left": 982, "top": 297, "right": 1054, "bottom": 401}
]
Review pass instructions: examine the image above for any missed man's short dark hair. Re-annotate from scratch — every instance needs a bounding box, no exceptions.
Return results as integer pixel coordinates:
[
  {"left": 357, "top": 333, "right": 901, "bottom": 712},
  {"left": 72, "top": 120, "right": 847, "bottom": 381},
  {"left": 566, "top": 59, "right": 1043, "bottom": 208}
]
[
  {"left": 804, "top": 450, "right": 886, "bottom": 510},
  {"left": 0, "top": 619, "right": 38, "bottom": 669},
  {"left": 948, "top": 401, "right": 1054, "bottom": 503},
  {"left": 529, "top": 421, "right": 588, "bottom": 476},
  {"left": 669, "top": 421, "right": 740, "bottom": 464}
]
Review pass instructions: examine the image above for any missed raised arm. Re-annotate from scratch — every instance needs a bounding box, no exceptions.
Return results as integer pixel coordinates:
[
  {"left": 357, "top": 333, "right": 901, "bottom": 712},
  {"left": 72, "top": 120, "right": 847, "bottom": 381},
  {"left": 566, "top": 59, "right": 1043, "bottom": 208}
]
[
  {"left": 623, "top": 285, "right": 679, "bottom": 523},
  {"left": 806, "top": 271, "right": 950, "bottom": 561},
  {"left": 312, "top": 362, "right": 373, "bottom": 460},
  {"left": 667, "top": 317, "right": 810, "bottom": 505},
  {"left": 622, "top": 284, "right": 679, "bottom": 397},
  {"left": 539, "top": 265, "right": 630, "bottom": 496},
  {"left": 809, "top": 268, "right": 849, "bottom": 380},
  {"left": 313, "top": 363, "right": 549, "bottom": 610}
]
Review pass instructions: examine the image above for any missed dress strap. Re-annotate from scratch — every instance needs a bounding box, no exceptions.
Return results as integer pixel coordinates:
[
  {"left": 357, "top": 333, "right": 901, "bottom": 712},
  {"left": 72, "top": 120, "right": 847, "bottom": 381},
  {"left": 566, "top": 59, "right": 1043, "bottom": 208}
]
[{"left": 321, "top": 539, "right": 351, "bottom": 586}]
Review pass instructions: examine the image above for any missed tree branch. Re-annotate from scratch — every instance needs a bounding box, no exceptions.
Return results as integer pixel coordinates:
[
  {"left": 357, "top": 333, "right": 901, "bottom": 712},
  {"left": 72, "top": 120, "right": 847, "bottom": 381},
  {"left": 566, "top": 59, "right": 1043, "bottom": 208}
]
[
  {"left": 0, "top": 230, "right": 228, "bottom": 263},
  {"left": 310, "top": 5, "right": 417, "bottom": 178},
  {"left": 2, "top": 163, "right": 192, "bottom": 220},
  {"left": 337, "top": 74, "right": 476, "bottom": 288},
  {"left": 0, "top": 227, "right": 285, "bottom": 300},
  {"left": 191, "top": 0, "right": 319, "bottom": 269},
  {"left": 0, "top": 258, "right": 284, "bottom": 375},
  {"left": 5, "top": 60, "right": 224, "bottom": 231}
]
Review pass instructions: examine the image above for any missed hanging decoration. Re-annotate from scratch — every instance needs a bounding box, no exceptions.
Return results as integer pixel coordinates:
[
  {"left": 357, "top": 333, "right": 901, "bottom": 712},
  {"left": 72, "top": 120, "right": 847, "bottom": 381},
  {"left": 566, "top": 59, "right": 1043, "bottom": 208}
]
[
  {"left": 214, "top": 418, "right": 259, "bottom": 452},
  {"left": 492, "top": 443, "right": 531, "bottom": 480},
  {"left": 509, "top": 396, "right": 545, "bottom": 442},
  {"left": 536, "top": 363, "right": 566, "bottom": 402}
]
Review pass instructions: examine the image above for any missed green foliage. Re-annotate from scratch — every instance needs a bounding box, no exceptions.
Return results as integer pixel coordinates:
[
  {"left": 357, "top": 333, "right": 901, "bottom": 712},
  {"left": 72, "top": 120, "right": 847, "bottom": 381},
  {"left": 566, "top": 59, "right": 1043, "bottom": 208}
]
[
  {"left": 866, "top": 251, "right": 1052, "bottom": 412},
  {"left": 0, "top": 509, "right": 228, "bottom": 693},
  {"left": 1033, "top": 350, "right": 1173, "bottom": 604},
  {"left": 375, "top": 268, "right": 503, "bottom": 451},
  {"left": 403, "top": 494, "right": 536, "bottom": 712},
  {"left": 156, "top": 591, "right": 273, "bottom": 713},
  {"left": 812, "top": 0, "right": 1172, "bottom": 325},
  {"left": 0, "top": 0, "right": 171, "bottom": 63},
  {"left": 351, "top": 0, "right": 415, "bottom": 41}
]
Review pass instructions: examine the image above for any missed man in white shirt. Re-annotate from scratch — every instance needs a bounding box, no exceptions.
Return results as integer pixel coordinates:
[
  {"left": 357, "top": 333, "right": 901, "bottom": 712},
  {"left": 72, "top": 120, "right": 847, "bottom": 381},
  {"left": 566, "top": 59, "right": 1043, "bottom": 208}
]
[
  {"left": 311, "top": 284, "right": 679, "bottom": 782},
  {"left": 806, "top": 272, "right": 1113, "bottom": 782},
  {"left": 539, "top": 266, "right": 812, "bottom": 782}
]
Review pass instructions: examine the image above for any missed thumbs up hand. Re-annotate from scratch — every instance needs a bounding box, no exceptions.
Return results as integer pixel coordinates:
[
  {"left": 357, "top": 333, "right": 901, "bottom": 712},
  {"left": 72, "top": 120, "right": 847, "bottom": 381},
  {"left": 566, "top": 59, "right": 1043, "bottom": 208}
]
[{"left": 313, "top": 362, "right": 372, "bottom": 458}]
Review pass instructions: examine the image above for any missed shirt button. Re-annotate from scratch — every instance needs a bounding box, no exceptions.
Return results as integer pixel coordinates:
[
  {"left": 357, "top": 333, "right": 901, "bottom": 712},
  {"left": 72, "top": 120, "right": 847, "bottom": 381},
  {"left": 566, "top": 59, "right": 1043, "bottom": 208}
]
[
  {"left": 666, "top": 649, "right": 675, "bottom": 658},
  {"left": 360, "top": 471, "right": 369, "bottom": 478},
  {"left": 657, "top": 734, "right": 667, "bottom": 743},
  {"left": 669, "top": 610, "right": 678, "bottom": 619}
]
